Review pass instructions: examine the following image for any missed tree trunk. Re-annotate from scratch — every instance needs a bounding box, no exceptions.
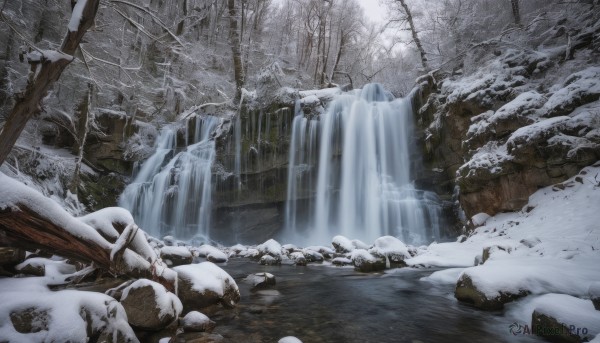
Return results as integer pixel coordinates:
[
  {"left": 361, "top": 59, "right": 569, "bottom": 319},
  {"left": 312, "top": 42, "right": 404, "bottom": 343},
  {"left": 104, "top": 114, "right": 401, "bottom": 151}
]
[
  {"left": 397, "top": 0, "right": 429, "bottom": 71},
  {"left": 0, "top": 203, "right": 176, "bottom": 291},
  {"left": 227, "top": 0, "right": 244, "bottom": 103},
  {"left": 0, "top": 0, "right": 100, "bottom": 166},
  {"left": 69, "top": 83, "right": 93, "bottom": 194},
  {"left": 510, "top": 0, "right": 521, "bottom": 26}
]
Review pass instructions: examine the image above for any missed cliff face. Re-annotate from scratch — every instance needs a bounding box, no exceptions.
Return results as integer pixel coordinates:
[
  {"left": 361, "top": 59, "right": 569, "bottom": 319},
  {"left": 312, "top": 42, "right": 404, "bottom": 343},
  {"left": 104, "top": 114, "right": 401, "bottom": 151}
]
[{"left": 415, "top": 30, "right": 600, "bottom": 227}]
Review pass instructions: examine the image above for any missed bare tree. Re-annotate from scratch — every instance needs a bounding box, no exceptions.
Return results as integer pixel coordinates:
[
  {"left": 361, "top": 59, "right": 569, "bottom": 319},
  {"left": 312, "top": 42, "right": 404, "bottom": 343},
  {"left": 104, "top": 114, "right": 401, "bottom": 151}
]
[
  {"left": 394, "top": 0, "right": 429, "bottom": 71},
  {"left": 510, "top": 0, "right": 521, "bottom": 26},
  {"left": 0, "top": 0, "right": 100, "bottom": 166},
  {"left": 228, "top": 0, "right": 245, "bottom": 102}
]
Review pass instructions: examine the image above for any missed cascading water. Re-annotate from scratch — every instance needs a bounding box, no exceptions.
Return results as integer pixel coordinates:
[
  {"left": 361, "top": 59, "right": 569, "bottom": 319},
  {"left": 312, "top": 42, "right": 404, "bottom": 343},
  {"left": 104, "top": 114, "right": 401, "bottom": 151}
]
[
  {"left": 284, "top": 84, "right": 442, "bottom": 245},
  {"left": 120, "top": 115, "right": 221, "bottom": 240}
]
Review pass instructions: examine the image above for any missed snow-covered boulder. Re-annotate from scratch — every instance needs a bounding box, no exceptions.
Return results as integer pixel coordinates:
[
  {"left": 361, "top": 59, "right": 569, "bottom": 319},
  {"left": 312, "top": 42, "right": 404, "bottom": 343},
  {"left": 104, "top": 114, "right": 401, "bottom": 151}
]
[
  {"left": 350, "top": 249, "right": 385, "bottom": 273},
  {"left": 301, "top": 249, "right": 324, "bottom": 263},
  {"left": 120, "top": 279, "right": 182, "bottom": 330},
  {"left": 369, "top": 236, "right": 411, "bottom": 268},
  {"left": 531, "top": 294, "right": 600, "bottom": 342},
  {"left": 243, "top": 272, "right": 276, "bottom": 290},
  {"left": 195, "top": 245, "right": 228, "bottom": 263},
  {"left": 0, "top": 288, "right": 138, "bottom": 342},
  {"left": 260, "top": 255, "right": 280, "bottom": 266},
  {"left": 305, "top": 245, "right": 335, "bottom": 258},
  {"left": 332, "top": 235, "right": 354, "bottom": 253},
  {"left": 160, "top": 246, "right": 193, "bottom": 267},
  {"left": 173, "top": 262, "right": 240, "bottom": 312},
  {"left": 257, "top": 239, "right": 283, "bottom": 258},
  {"left": 331, "top": 257, "right": 353, "bottom": 266},
  {"left": 181, "top": 311, "right": 215, "bottom": 333},
  {"left": 289, "top": 252, "right": 307, "bottom": 266},
  {"left": 541, "top": 67, "right": 600, "bottom": 118}
]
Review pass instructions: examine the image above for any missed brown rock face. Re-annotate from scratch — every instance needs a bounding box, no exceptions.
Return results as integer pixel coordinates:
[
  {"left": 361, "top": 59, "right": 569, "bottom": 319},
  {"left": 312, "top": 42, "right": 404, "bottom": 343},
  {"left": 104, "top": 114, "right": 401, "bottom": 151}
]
[{"left": 120, "top": 282, "right": 180, "bottom": 331}]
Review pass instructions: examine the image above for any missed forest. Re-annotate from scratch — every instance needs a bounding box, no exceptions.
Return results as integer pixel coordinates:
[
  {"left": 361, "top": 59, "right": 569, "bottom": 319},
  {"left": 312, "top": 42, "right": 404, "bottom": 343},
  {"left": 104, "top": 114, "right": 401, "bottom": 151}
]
[{"left": 0, "top": 0, "right": 599, "bottom": 342}]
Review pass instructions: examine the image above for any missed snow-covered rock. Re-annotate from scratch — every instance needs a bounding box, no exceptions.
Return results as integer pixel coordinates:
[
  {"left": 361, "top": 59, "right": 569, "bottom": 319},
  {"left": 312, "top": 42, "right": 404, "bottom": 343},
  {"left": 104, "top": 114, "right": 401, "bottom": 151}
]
[
  {"left": 257, "top": 239, "right": 283, "bottom": 258},
  {"left": 350, "top": 249, "right": 385, "bottom": 272},
  {"left": 0, "top": 280, "right": 138, "bottom": 342},
  {"left": 120, "top": 279, "right": 182, "bottom": 330},
  {"left": 260, "top": 254, "right": 280, "bottom": 266},
  {"left": 332, "top": 235, "right": 354, "bottom": 253},
  {"left": 331, "top": 257, "right": 353, "bottom": 266},
  {"left": 15, "top": 257, "right": 76, "bottom": 277},
  {"left": 160, "top": 246, "right": 193, "bottom": 267},
  {"left": 181, "top": 311, "right": 215, "bottom": 333},
  {"left": 369, "top": 236, "right": 411, "bottom": 267},
  {"left": 301, "top": 249, "right": 324, "bottom": 263},
  {"left": 195, "top": 245, "right": 228, "bottom": 263},
  {"left": 289, "top": 252, "right": 307, "bottom": 266},
  {"left": 174, "top": 262, "right": 240, "bottom": 312},
  {"left": 243, "top": 273, "right": 276, "bottom": 289}
]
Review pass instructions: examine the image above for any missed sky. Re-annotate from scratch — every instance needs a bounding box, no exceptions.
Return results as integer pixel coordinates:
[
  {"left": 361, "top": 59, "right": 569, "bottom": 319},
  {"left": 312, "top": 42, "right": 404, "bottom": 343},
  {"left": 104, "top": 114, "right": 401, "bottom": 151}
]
[{"left": 356, "top": 0, "right": 388, "bottom": 23}]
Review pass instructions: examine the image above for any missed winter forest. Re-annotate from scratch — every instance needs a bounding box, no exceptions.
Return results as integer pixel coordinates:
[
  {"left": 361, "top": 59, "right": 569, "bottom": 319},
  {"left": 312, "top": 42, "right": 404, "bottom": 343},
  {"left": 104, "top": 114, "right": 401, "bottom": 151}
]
[{"left": 0, "top": 0, "right": 599, "bottom": 342}]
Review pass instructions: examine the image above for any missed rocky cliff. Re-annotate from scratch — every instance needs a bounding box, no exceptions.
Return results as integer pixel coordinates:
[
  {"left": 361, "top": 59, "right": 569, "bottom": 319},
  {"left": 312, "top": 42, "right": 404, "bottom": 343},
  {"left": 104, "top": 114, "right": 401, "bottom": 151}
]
[{"left": 415, "top": 12, "right": 600, "bottom": 228}]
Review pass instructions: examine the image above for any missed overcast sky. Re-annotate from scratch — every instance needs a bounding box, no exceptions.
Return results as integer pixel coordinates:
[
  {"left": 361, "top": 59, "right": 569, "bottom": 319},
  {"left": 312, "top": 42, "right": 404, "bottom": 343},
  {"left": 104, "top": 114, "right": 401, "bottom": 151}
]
[{"left": 357, "top": 0, "right": 388, "bottom": 23}]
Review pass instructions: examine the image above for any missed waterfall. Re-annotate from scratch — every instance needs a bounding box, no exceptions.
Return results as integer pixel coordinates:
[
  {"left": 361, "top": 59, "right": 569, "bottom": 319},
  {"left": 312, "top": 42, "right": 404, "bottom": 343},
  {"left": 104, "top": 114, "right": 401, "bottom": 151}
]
[
  {"left": 120, "top": 115, "right": 221, "bottom": 240},
  {"left": 284, "top": 84, "right": 442, "bottom": 246}
]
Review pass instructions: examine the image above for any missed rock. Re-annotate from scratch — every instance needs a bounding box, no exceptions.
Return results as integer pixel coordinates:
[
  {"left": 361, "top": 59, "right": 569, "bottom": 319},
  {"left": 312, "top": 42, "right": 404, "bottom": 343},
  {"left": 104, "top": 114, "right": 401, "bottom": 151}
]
[
  {"left": 6, "top": 290, "right": 139, "bottom": 342},
  {"left": 520, "top": 236, "right": 542, "bottom": 248},
  {"left": 174, "top": 262, "right": 240, "bottom": 312},
  {"left": 257, "top": 239, "right": 283, "bottom": 258},
  {"left": 195, "top": 245, "right": 228, "bottom": 263},
  {"left": 120, "top": 279, "right": 182, "bottom": 331},
  {"left": 278, "top": 336, "right": 303, "bottom": 343},
  {"left": 106, "top": 280, "right": 135, "bottom": 301},
  {"left": 481, "top": 245, "right": 512, "bottom": 264},
  {"left": 10, "top": 307, "right": 50, "bottom": 333},
  {"left": 350, "top": 249, "right": 386, "bottom": 272},
  {"left": 160, "top": 246, "right": 193, "bottom": 267},
  {"left": 301, "top": 249, "right": 324, "bottom": 263},
  {"left": 331, "top": 257, "right": 353, "bottom": 266},
  {"left": 332, "top": 235, "right": 354, "bottom": 253},
  {"left": 369, "top": 236, "right": 410, "bottom": 268},
  {"left": 163, "top": 236, "right": 175, "bottom": 246},
  {"left": 454, "top": 274, "right": 528, "bottom": 310},
  {"left": 590, "top": 282, "right": 600, "bottom": 310},
  {"left": 260, "top": 254, "right": 281, "bottom": 265},
  {"left": 244, "top": 273, "right": 276, "bottom": 289},
  {"left": 181, "top": 311, "right": 216, "bottom": 333},
  {"left": 289, "top": 252, "right": 307, "bottom": 266}
]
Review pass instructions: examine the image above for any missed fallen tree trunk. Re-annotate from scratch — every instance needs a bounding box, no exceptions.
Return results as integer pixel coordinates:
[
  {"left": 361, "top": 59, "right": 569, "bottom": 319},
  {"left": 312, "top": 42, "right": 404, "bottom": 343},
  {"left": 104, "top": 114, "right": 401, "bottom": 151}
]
[{"left": 0, "top": 174, "right": 176, "bottom": 292}]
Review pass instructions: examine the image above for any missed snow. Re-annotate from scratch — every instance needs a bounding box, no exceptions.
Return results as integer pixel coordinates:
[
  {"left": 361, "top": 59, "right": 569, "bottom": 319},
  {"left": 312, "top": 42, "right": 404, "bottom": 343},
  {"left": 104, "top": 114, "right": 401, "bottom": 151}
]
[
  {"left": 173, "top": 262, "right": 239, "bottom": 299},
  {"left": 350, "top": 249, "right": 378, "bottom": 263},
  {"left": 471, "top": 213, "right": 491, "bottom": 226},
  {"left": 369, "top": 236, "right": 410, "bottom": 259},
  {"left": 420, "top": 268, "right": 465, "bottom": 285},
  {"left": 257, "top": 239, "right": 283, "bottom": 257},
  {"left": 332, "top": 235, "right": 355, "bottom": 252},
  {"left": 79, "top": 207, "right": 135, "bottom": 240},
  {"left": 68, "top": 0, "right": 88, "bottom": 32},
  {"left": 27, "top": 50, "right": 74, "bottom": 63},
  {"left": 507, "top": 116, "right": 570, "bottom": 149},
  {"left": 541, "top": 67, "right": 600, "bottom": 116},
  {"left": 507, "top": 294, "right": 600, "bottom": 339},
  {"left": 182, "top": 311, "right": 211, "bottom": 328},
  {"left": 458, "top": 142, "right": 512, "bottom": 178},
  {"left": 121, "top": 279, "right": 182, "bottom": 319},
  {"left": 590, "top": 282, "right": 600, "bottom": 298},
  {"left": 409, "top": 163, "right": 600, "bottom": 300},
  {"left": 15, "top": 258, "right": 76, "bottom": 278},
  {"left": 195, "top": 245, "right": 228, "bottom": 262},
  {"left": 161, "top": 246, "right": 192, "bottom": 258},
  {"left": 0, "top": 277, "right": 137, "bottom": 342},
  {"left": 278, "top": 336, "right": 303, "bottom": 343}
]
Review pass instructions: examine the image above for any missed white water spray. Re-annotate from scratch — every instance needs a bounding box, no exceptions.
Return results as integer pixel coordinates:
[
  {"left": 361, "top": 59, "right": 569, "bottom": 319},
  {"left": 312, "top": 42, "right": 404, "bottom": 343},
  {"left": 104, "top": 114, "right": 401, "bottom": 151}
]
[{"left": 284, "top": 84, "right": 442, "bottom": 245}]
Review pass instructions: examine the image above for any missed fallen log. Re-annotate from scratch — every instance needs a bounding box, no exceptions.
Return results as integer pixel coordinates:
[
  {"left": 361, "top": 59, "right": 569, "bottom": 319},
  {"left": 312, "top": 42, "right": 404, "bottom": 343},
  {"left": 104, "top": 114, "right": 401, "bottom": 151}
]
[{"left": 0, "top": 173, "right": 176, "bottom": 292}]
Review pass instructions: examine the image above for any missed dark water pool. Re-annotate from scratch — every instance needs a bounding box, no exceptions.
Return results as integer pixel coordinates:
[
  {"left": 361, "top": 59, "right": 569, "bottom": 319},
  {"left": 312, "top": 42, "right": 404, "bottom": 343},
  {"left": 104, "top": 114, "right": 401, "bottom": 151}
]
[{"left": 206, "top": 259, "right": 542, "bottom": 343}]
